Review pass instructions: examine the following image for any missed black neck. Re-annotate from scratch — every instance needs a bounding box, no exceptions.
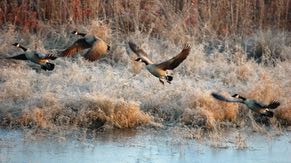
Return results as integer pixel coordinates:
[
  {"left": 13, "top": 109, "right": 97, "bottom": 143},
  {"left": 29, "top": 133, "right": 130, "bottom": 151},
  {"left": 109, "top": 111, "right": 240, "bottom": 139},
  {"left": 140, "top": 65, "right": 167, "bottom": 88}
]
[
  {"left": 19, "top": 45, "right": 28, "bottom": 51},
  {"left": 239, "top": 96, "right": 246, "bottom": 101},
  {"left": 142, "top": 60, "right": 149, "bottom": 65}
]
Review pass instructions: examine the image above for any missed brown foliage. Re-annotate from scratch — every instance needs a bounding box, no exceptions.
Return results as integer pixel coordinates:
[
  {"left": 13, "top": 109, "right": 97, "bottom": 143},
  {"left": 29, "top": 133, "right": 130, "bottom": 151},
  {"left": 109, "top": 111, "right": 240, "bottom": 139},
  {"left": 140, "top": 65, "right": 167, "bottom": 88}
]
[{"left": 0, "top": 0, "right": 289, "bottom": 36}]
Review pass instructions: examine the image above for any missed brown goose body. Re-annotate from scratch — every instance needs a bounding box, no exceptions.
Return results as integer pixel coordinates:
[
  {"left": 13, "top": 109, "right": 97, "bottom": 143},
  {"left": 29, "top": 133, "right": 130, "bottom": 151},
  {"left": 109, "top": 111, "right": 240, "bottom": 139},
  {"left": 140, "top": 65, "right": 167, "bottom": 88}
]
[{"left": 62, "top": 31, "right": 110, "bottom": 61}]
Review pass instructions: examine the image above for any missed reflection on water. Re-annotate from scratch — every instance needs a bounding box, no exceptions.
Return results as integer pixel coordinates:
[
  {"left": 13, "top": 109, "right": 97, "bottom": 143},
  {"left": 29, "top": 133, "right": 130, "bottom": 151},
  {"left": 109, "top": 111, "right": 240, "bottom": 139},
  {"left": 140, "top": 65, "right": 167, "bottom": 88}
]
[{"left": 0, "top": 129, "right": 290, "bottom": 163}]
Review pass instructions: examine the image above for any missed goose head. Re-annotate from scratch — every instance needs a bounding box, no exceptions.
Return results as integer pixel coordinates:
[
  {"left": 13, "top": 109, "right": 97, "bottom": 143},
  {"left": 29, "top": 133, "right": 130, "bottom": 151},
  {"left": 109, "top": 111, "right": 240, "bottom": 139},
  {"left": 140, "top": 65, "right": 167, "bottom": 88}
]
[
  {"left": 135, "top": 57, "right": 150, "bottom": 65},
  {"left": 12, "top": 43, "right": 20, "bottom": 47}
]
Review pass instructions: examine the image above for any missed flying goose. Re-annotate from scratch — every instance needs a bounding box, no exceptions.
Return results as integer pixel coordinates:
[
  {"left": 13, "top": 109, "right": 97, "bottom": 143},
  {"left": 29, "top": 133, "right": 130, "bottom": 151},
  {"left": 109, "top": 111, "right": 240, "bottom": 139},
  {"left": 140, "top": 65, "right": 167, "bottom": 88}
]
[
  {"left": 9, "top": 43, "right": 57, "bottom": 71},
  {"left": 211, "top": 92, "right": 280, "bottom": 117},
  {"left": 61, "top": 31, "right": 110, "bottom": 61},
  {"left": 128, "top": 41, "right": 191, "bottom": 84}
]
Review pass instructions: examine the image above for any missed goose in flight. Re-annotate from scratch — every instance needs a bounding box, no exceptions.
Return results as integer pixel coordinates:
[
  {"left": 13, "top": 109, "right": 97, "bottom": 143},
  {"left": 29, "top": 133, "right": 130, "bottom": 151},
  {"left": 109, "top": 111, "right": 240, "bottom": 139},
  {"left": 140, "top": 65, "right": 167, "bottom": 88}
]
[
  {"left": 61, "top": 31, "right": 110, "bottom": 61},
  {"left": 128, "top": 41, "right": 191, "bottom": 84},
  {"left": 211, "top": 92, "right": 280, "bottom": 117},
  {"left": 9, "top": 43, "right": 57, "bottom": 71}
]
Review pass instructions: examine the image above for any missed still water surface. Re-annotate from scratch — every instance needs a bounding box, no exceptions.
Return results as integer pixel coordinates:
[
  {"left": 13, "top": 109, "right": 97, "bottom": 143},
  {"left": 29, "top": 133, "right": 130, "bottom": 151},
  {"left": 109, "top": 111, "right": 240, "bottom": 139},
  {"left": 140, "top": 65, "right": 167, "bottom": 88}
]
[{"left": 0, "top": 129, "right": 290, "bottom": 163}]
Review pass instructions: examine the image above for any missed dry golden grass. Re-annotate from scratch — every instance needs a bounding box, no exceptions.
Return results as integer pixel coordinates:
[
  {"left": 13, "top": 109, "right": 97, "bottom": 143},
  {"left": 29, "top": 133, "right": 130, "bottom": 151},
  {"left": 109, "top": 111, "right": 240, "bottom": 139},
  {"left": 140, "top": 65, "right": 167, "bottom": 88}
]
[
  {"left": 1, "top": 93, "right": 152, "bottom": 130},
  {"left": 0, "top": 0, "right": 290, "bottom": 138},
  {"left": 183, "top": 91, "right": 239, "bottom": 129}
]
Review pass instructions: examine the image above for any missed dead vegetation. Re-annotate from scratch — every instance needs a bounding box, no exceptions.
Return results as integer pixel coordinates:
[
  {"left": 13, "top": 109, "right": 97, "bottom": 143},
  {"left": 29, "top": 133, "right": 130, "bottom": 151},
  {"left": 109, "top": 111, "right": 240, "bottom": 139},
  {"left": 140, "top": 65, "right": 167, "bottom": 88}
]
[{"left": 0, "top": 0, "right": 290, "bottom": 138}]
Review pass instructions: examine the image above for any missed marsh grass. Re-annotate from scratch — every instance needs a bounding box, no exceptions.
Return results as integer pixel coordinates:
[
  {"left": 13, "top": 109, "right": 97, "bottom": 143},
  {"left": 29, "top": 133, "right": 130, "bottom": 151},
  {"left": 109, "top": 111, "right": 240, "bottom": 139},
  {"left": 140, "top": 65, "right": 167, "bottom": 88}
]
[{"left": 0, "top": 0, "right": 290, "bottom": 141}]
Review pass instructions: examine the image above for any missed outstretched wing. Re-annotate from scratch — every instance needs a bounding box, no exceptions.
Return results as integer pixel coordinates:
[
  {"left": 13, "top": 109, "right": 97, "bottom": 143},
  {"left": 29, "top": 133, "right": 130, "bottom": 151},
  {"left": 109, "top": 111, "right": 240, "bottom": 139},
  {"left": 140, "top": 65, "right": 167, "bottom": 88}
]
[
  {"left": 156, "top": 44, "right": 191, "bottom": 70},
  {"left": 211, "top": 92, "right": 243, "bottom": 103},
  {"left": 128, "top": 41, "right": 154, "bottom": 64},
  {"left": 35, "top": 53, "right": 57, "bottom": 60},
  {"left": 61, "top": 38, "right": 92, "bottom": 57},
  {"left": 8, "top": 54, "right": 28, "bottom": 60},
  {"left": 128, "top": 41, "right": 150, "bottom": 58},
  {"left": 264, "top": 100, "right": 280, "bottom": 109}
]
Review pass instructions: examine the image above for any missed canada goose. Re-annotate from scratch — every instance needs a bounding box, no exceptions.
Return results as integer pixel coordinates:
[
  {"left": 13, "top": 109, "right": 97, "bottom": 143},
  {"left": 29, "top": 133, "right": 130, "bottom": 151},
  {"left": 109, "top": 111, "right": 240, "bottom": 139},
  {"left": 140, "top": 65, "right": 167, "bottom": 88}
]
[
  {"left": 61, "top": 31, "right": 110, "bottom": 61},
  {"left": 128, "top": 41, "right": 191, "bottom": 84},
  {"left": 211, "top": 92, "right": 280, "bottom": 118},
  {"left": 9, "top": 43, "right": 57, "bottom": 71}
]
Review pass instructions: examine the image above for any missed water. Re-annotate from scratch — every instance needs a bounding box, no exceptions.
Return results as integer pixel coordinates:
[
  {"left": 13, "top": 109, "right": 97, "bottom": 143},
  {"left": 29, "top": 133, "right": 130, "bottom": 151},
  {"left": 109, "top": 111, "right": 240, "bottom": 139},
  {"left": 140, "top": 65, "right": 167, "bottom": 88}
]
[{"left": 0, "top": 129, "right": 290, "bottom": 163}]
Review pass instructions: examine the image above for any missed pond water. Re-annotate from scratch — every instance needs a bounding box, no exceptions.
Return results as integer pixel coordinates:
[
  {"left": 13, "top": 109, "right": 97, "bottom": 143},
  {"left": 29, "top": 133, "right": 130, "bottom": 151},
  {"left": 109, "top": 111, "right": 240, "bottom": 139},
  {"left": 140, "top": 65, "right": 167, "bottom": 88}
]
[{"left": 0, "top": 129, "right": 290, "bottom": 163}]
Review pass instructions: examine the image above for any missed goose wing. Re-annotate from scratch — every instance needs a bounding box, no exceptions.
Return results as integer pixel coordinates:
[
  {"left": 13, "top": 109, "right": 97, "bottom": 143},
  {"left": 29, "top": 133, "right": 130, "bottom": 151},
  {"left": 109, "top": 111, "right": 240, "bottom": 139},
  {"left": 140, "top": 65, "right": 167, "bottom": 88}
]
[
  {"left": 251, "top": 100, "right": 280, "bottom": 109},
  {"left": 211, "top": 92, "right": 243, "bottom": 103},
  {"left": 83, "top": 40, "right": 109, "bottom": 61},
  {"left": 156, "top": 44, "right": 191, "bottom": 70},
  {"left": 61, "top": 38, "right": 92, "bottom": 57},
  {"left": 128, "top": 41, "right": 149, "bottom": 58},
  {"left": 35, "top": 53, "right": 57, "bottom": 60},
  {"left": 8, "top": 54, "right": 27, "bottom": 60},
  {"left": 128, "top": 41, "right": 154, "bottom": 64},
  {"left": 263, "top": 100, "right": 280, "bottom": 109}
]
